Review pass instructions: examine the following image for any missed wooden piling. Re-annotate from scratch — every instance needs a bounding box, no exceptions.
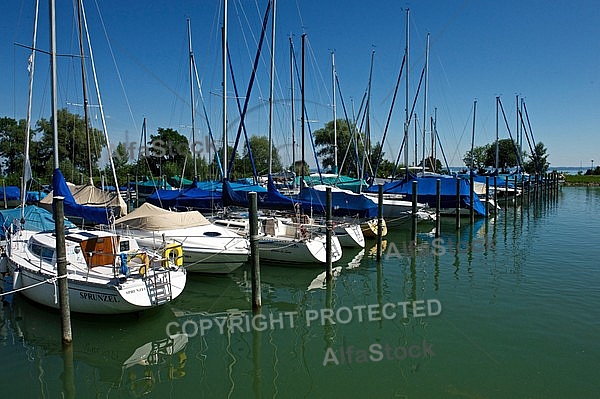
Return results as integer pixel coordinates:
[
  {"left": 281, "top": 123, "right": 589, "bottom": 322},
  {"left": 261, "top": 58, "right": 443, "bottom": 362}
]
[
  {"left": 493, "top": 176, "right": 498, "bottom": 210},
  {"left": 411, "top": 180, "right": 418, "bottom": 242},
  {"left": 326, "top": 186, "right": 333, "bottom": 280},
  {"left": 435, "top": 179, "right": 441, "bottom": 237},
  {"left": 53, "top": 196, "right": 72, "bottom": 345},
  {"left": 514, "top": 175, "right": 518, "bottom": 216},
  {"left": 469, "top": 173, "right": 474, "bottom": 222},
  {"left": 485, "top": 176, "right": 490, "bottom": 217},
  {"left": 248, "top": 192, "right": 261, "bottom": 309},
  {"left": 455, "top": 177, "right": 461, "bottom": 230},
  {"left": 376, "top": 184, "right": 383, "bottom": 261},
  {"left": 505, "top": 177, "right": 509, "bottom": 208}
]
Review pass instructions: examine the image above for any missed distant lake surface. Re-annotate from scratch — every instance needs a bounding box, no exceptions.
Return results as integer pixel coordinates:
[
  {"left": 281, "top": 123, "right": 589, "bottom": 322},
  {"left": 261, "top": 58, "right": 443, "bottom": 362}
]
[{"left": 1, "top": 186, "right": 598, "bottom": 398}]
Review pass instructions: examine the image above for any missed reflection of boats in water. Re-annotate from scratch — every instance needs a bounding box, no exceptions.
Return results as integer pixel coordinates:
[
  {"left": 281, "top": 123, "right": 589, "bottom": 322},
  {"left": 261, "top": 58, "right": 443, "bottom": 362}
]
[{"left": 0, "top": 296, "right": 188, "bottom": 398}]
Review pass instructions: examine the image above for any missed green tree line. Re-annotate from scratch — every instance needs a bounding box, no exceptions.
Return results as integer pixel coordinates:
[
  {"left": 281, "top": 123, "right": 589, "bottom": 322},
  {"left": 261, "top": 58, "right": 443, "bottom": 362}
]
[
  {"left": 0, "top": 109, "right": 286, "bottom": 188},
  {"left": 463, "top": 138, "right": 550, "bottom": 174}
]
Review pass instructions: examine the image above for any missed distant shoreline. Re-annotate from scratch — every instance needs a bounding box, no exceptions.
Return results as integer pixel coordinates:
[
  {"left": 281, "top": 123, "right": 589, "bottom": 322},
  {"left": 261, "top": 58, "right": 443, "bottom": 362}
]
[{"left": 562, "top": 174, "right": 600, "bottom": 186}]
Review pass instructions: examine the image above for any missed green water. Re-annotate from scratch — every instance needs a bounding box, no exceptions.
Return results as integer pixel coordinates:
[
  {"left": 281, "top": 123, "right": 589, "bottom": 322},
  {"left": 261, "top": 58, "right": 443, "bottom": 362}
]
[{"left": 1, "top": 187, "right": 599, "bottom": 398}]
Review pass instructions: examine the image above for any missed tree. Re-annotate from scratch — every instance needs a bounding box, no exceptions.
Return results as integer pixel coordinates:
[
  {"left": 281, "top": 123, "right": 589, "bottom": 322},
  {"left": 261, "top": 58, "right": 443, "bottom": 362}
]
[
  {"left": 463, "top": 144, "right": 490, "bottom": 173},
  {"left": 292, "top": 160, "right": 310, "bottom": 176},
  {"left": 143, "top": 127, "right": 190, "bottom": 178},
  {"left": 37, "top": 108, "right": 105, "bottom": 181},
  {"left": 240, "top": 135, "right": 282, "bottom": 175},
  {"left": 368, "top": 142, "right": 396, "bottom": 178},
  {"left": 314, "top": 119, "right": 365, "bottom": 176},
  {"left": 464, "top": 139, "right": 522, "bottom": 173},
  {"left": 484, "top": 139, "right": 520, "bottom": 172},
  {"left": 106, "top": 142, "right": 135, "bottom": 186},
  {"left": 419, "top": 156, "right": 444, "bottom": 174},
  {"left": 0, "top": 117, "right": 29, "bottom": 184},
  {"left": 523, "top": 141, "right": 550, "bottom": 174}
]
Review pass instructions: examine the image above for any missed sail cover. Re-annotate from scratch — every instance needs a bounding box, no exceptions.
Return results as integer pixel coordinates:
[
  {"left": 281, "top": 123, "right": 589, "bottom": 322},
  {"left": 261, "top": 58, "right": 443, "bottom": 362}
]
[
  {"left": 51, "top": 168, "right": 112, "bottom": 225},
  {"left": 114, "top": 202, "right": 210, "bottom": 230}
]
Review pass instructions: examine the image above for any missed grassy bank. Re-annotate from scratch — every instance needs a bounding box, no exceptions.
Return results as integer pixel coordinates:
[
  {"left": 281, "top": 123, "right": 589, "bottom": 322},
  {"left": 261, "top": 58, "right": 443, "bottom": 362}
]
[{"left": 563, "top": 174, "right": 600, "bottom": 186}]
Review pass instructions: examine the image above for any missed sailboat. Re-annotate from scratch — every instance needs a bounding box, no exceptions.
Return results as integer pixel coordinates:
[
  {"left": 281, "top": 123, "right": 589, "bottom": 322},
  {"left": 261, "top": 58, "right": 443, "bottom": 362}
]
[
  {"left": 212, "top": 5, "right": 344, "bottom": 265},
  {"left": 37, "top": 0, "right": 127, "bottom": 224},
  {"left": 114, "top": 203, "right": 249, "bottom": 274},
  {"left": 6, "top": 0, "right": 186, "bottom": 314}
]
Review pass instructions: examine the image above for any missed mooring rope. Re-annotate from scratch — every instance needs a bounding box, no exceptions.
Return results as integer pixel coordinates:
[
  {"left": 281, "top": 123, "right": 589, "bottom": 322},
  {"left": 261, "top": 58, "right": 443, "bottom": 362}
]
[{"left": 0, "top": 273, "right": 68, "bottom": 298}]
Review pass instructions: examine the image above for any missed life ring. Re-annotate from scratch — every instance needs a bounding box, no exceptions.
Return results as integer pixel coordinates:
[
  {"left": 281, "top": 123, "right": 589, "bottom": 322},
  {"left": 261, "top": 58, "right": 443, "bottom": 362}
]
[
  {"left": 162, "top": 243, "right": 184, "bottom": 268},
  {"left": 129, "top": 252, "right": 150, "bottom": 276}
]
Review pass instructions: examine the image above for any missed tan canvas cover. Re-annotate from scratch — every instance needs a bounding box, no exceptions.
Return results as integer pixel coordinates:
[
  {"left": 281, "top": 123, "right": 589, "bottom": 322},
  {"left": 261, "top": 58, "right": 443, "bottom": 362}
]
[
  {"left": 114, "top": 202, "right": 210, "bottom": 231},
  {"left": 40, "top": 183, "right": 127, "bottom": 217}
]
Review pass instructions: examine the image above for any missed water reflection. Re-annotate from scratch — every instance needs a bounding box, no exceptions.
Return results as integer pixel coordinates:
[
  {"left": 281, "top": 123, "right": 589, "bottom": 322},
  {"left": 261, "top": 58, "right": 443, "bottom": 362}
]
[{"left": 1, "top": 297, "right": 188, "bottom": 398}]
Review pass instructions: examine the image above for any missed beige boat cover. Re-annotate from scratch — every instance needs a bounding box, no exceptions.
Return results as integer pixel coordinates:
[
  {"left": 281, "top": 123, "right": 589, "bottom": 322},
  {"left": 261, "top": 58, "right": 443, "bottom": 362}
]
[
  {"left": 40, "top": 183, "right": 128, "bottom": 217},
  {"left": 114, "top": 202, "right": 210, "bottom": 230}
]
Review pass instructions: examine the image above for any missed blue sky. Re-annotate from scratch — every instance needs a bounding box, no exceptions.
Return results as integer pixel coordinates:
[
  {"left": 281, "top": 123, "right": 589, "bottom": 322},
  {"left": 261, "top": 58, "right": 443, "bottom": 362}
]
[{"left": 2, "top": 0, "right": 599, "bottom": 171}]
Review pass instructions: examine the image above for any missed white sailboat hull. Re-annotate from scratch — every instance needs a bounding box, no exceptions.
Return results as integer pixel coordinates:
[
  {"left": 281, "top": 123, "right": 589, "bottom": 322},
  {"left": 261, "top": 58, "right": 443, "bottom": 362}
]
[
  {"left": 258, "top": 234, "right": 342, "bottom": 265},
  {"left": 11, "top": 265, "right": 186, "bottom": 314},
  {"left": 125, "top": 225, "right": 250, "bottom": 274},
  {"left": 7, "top": 229, "right": 186, "bottom": 315}
]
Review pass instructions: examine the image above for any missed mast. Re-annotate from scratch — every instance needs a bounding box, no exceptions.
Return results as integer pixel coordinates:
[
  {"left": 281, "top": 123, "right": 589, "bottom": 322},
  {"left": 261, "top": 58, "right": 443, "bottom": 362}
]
[
  {"left": 188, "top": 18, "right": 197, "bottom": 180},
  {"left": 421, "top": 32, "right": 429, "bottom": 174},
  {"left": 301, "top": 33, "right": 306, "bottom": 189},
  {"left": 495, "top": 96, "right": 499, "bottom": 172},
  {"left": 80, "top": 2, "right": 121, "bottom": 195},
  {"left": 222, "top": 0, "right": 228, "bottom": 180},
  {"left": 364, "top": 48, "right": 375, "bottom": 183},
  {"left": 289, "top": 36, "right": 296, "bottom": 188},
  {"left": 51, "top": 0, "right": 59, "bottom": 170},
  {"left": 76, "top": 0, "right": 93, "bottom": 185},
  {"left": 403, "top": 8, "right": 410, "bottom": 175},
  {"left": 331, "top": 51, "right": 338, "bottom": 175},
  {"left": 470, "top": 100, "right": 477, "bottom": 171},
  {"left": 21, "top": 0, "right": 40, "bottom": 215},
  {"left": 515, "top": 94, "right": 519, "bottom": 173},
  {"left": 268, "top": 0, "right": 276, "bottom": 176}
]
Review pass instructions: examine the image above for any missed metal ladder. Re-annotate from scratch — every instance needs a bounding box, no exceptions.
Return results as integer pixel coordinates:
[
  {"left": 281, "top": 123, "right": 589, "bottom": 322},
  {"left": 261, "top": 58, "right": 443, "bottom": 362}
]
[{"left": 147, "top": 269, "right": 172, "bottom": 305}]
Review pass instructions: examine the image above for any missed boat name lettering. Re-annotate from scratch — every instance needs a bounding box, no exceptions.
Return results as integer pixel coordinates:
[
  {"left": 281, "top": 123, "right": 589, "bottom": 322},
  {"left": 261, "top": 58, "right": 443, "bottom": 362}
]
[{"left": 79, "top": 292, "right": 119, "bottom": 302}]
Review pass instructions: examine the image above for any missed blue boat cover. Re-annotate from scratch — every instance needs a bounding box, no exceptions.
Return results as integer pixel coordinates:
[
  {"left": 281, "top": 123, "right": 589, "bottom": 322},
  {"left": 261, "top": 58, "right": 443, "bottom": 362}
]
[
  {"left": 1, "top": 186, "right": 20, "bottom": 201},
  {"left": 367, "top": 174, "right": 487, "bottom": 217},
  {"left": 146, "top": 189, "right": 183, "bottom": 209},
  {"left": 0, "top": 205, "right": 75, "bottom": 239},
  {"left": 222, "top": 175, "right": 378, "bottom": 218},
  {"left": 52, "top": 168, "right": 111, "bottom": 225}
]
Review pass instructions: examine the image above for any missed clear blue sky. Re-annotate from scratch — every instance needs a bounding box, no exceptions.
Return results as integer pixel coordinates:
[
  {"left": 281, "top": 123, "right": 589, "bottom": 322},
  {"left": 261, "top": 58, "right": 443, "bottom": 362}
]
[{"left": 2, "top": 0, "right": 599, "bottom": 171}]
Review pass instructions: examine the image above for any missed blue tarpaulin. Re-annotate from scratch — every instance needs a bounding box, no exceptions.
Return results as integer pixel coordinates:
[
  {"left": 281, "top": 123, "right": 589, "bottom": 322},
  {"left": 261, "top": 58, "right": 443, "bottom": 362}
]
[{"left": 52, "top": 168, "right": 111, "bottom": 225}]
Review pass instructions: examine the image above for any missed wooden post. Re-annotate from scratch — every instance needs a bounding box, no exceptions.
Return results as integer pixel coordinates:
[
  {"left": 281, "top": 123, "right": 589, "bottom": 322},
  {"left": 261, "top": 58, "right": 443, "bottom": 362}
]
[
  {"left": 493, "top": 176, "right": 498, "bottom": 211},
  {"left": 469, "top": 173, "right": 474, "bottom": 222},
  {"left": 376, "top": 184, "right": 383, "bottom": 261},
  {"left": 411, "top": 180, "right": 418, "bottom": 242},
  {"left": 435, "top": 179, "right": 441, "bottom": 237},
  {"left": 514, "top": 175, "right": 518, "bottom": 216},
  {"left": 455, "top": 177, "right": 461, "bottom": 230},
  {"left": 505, "top": 177, "right": 509, "bottom": 208},
  {"left": 248, "top": 192, "right": 261, "bottom": 309},
  {"left": 485, "top": 176, "right": 490, "bottom": 217},
  {"left": 325, "top": 186, "right": 333, "bottom": 280},
  {"left": 53, "top": 196, "right": 72, "bottom": 345}
]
